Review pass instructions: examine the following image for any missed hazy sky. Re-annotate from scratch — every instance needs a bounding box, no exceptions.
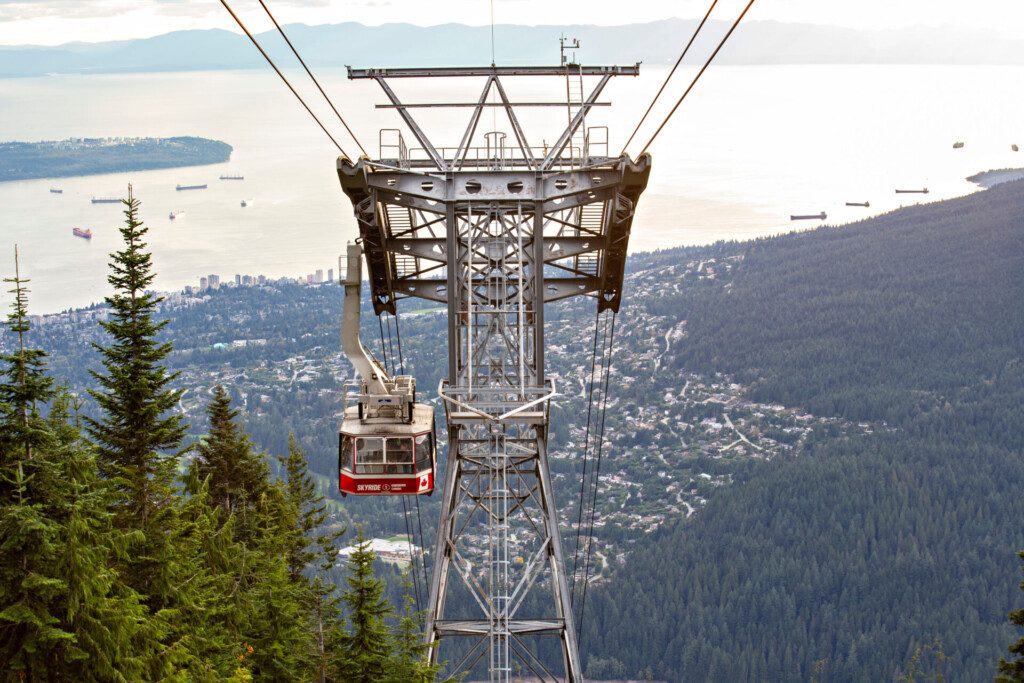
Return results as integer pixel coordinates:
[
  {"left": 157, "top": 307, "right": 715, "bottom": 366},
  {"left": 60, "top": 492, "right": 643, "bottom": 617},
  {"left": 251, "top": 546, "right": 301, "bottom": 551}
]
[{"left": 0, "top": 0, "right": 1022, "bottom": 46}]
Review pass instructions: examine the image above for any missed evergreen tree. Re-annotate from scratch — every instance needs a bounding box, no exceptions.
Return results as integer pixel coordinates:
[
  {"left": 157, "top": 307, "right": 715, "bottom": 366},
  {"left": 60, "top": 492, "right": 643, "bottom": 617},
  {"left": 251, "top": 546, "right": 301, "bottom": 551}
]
[
  {"left": 998, "top": 552, "right": 1024, "bottom": 681},
  {"left": 0, "top": 246, "right": 53, "bottom": 458},
  {"left": 0, "top": 256, "right": 146, "bottom": 681},
  {"left": 383, "top": 583, "right": 442, "bottom": 683},
  {"left": 277, "top": 432, "right": 347, "bottom": 678},
  {"left": 338, "top": 528, "right": 393, "bottom": 683},
  {"left": 279, "top": 432, "right": 342, "bottom": 582},
  {"left": 309, "top": 540, "right": 347, "bottom": 682},
  {"left": 191, "top": 385, "right": 268, "bottom": 535},
  {"left": 188, "top": 392, "right": 313, "bottom": 680},
  {"left": 85, "top": 185, "right": 187, "bottom": 603}
]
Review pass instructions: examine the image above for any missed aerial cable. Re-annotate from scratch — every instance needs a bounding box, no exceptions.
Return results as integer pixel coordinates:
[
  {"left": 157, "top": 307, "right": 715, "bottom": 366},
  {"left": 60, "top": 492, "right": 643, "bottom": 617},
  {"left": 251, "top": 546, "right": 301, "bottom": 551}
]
[
  {"left": 638, "top": 0, "right": 756, "bottom": 157},
  {"left": 384, "top": 315, "right": 397, "bottom": 377},
  {"left": 401, "top": 494, "right": 422, "bottom": 613},
  {"left": 620, "top": 0, "right": 719, "bottom": 156},
  {"left": 570, "top": 309, "right": 605, "bottom": 603},
  {"left": 377, "top": 315, "right": 391, "bottom": 375},
  {"left": 256, "top": 0, "right": 369, "bottom": 157},
  {"left": 394, "top": 311, "right": 406, "bottom": 376},
  {"left": 219, "top": 0, "right": 349, "bottom": 156},
  {"left": 577, "top": 311, "right": 617, "bottom": 646},
  {"left": 414, "top": 491, "right": 429, "bottom": 606}
]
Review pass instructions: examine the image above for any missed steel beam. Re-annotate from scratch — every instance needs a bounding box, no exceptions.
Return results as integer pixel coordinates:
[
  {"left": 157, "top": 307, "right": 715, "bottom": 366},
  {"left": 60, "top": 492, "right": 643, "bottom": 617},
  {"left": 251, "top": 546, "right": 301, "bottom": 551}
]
[
  {"left": 337, "top": 63, "right": 650, "bottom": 683},
  {"left": 348, "top": 65, "right": 641, "bottom": 79}
]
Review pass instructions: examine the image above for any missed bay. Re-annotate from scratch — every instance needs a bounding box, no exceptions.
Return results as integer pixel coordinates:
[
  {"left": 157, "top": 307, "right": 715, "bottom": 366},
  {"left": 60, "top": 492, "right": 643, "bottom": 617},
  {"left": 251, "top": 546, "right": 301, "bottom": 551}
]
[{"left": 0, "top": 64, "right": 1021, "bottom": 313}]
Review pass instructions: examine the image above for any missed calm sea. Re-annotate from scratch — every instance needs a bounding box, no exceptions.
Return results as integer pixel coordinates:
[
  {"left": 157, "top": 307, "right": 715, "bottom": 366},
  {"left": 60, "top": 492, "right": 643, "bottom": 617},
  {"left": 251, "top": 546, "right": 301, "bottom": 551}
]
[{"left": 1, "top": 65, "right": 1021, "bottom": 313}]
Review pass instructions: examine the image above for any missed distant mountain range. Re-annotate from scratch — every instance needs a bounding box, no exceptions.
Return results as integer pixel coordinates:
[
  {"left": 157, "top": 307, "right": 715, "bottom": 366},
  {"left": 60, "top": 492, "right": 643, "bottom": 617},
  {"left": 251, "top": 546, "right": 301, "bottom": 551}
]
[{"left": 2, "top": 19, "right": 1023, "bottom": 77}]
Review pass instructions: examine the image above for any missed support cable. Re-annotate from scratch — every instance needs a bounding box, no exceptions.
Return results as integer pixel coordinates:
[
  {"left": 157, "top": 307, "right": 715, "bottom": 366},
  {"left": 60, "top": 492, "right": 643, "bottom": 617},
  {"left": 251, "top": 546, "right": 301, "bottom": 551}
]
[
  {"left": 394, "top": 311, "right": 406, "bottom": 375},
  {"left": 570, "top": 309, "right": 604, "bottom": 603},
  {"left": 577, "top": 311, "right": 617, "bottom": 646},
  {"left": 256, "top": 0, "right": 368, "bottom": 157},
  {"left": 620, "top": 0, "right": 719, "bottom": 156},
  {"left": 401, "top": 494, "right": 422, "bottom": 613},
  {"left": 414, "top": 490, "right": 430, "bottom": 609},
  {"left": 638, "top": 0, "right": 756, "bottom": 157},
  {"left": 219, "top": 0, "right": 349, "bottom": 156},
  {"left": 384, "top": 315, "right": 398, "bottom": 377},
  {"left": 378, "top": 315, "right": 391, "bottom": 375}
]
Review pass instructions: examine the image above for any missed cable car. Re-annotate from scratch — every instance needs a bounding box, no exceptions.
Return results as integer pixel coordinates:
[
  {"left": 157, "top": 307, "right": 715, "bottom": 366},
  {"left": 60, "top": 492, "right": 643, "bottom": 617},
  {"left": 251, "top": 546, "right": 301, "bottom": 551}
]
[
  {"left": 339, "top": 403, "right": 435, "bottom": 495},
  {"left": 337, "top": 242, "right": 436, "bottom": 496}
]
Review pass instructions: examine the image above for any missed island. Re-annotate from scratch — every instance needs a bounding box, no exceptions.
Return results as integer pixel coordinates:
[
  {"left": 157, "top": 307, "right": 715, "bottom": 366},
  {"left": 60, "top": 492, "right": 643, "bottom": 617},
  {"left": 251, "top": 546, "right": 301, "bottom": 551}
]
[{"left": 0, "top": 136, "right": 232, "bottom": 182}]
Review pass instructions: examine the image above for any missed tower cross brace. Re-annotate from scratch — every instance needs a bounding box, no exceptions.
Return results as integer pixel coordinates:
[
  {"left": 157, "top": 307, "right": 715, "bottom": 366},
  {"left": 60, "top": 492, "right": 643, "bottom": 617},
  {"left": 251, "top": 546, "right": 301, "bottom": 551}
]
[{"left": 338, "top": 63, "right": 650, "bottom": 682}]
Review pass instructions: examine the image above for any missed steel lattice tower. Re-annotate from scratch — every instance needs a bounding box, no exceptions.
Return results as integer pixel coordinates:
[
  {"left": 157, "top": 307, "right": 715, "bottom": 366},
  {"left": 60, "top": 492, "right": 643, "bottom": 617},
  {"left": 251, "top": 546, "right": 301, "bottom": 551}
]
[{"left": 337, "top": 63, "right": 650, "bottom": 682}]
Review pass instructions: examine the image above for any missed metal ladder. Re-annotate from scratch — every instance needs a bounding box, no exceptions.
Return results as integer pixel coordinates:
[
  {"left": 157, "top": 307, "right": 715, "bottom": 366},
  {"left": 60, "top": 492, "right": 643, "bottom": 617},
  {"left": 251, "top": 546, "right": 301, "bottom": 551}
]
[{"left": 384, "top": 204, "right": 418, "bottom": 277}]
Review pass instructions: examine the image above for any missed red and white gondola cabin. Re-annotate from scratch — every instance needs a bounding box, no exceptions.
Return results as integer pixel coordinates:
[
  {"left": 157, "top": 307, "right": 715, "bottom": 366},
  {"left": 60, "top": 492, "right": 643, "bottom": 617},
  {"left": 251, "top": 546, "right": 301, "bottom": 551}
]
[{"left": 338, "top": 403, "right": 436, "bottom": 496}]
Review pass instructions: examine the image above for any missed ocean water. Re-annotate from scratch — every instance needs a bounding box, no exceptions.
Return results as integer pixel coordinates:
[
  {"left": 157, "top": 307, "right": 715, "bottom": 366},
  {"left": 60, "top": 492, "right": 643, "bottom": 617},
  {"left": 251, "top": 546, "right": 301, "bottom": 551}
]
[{"left": 0, "top": 64, "right": 1021, "bottom": 313}]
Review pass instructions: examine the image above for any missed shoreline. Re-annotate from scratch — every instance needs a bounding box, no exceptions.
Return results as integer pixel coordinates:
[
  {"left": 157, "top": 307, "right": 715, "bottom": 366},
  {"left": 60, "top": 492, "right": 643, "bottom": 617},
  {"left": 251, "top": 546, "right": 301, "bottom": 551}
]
[{"left": 16, "top": 172, "right": 1019, "bottom": 319}]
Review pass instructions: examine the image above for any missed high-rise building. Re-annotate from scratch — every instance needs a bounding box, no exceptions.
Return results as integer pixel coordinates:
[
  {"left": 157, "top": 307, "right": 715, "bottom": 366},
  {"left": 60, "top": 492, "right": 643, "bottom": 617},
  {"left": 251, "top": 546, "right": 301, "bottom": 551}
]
[
  {"left": 257, "top": 275, "right": 266, "bottom": 286},
  {"left": 200, "top": 276, "right": 208, "bottom": 290},
  {"left": 306, "top": 273, "right": 314, "bottom": 284},
  {"left": 235, "top": 274, "right": 241, "bottom": 286},
  {"left": 314, "top": 269, "right": 324, "bottom": 284},
  {"left": 209, "top": 274, "right": 221, "bottom": 289},
  {"left": 327, "top": 268, "right": 334, "bottom": 283}
]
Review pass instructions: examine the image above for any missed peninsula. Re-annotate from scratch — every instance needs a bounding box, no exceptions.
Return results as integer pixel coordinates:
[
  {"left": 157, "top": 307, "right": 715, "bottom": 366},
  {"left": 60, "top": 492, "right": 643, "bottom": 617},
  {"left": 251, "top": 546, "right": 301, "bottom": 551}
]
[{"left": 0, "top": 136, "right": 232, "bottom": 182}]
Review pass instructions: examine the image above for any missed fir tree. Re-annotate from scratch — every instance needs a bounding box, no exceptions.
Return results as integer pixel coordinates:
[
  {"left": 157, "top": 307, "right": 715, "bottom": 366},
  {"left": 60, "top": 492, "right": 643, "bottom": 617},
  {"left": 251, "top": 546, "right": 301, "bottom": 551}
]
[
  {"left": 383, "top": 582, "right": 442, "bottom": 683},
  {"left": 191, "top": 385, "right": 268, "bottom": 533},
  {"left": 188, "top": 392, "right": 314, "bottom": 680},
  {"left": 0, "top": 246, "right": 53, "bottom": 460},
  {"left": 0, "top": 256, "right": 146, "bottom": 681},
  {"left": 279, "top": 432, "right": 343, "bottom": 582},
  {"left": 338, "top": 528, "right": 393, "bottom": 683},
  {"left": 85, "top": 185, "right": 187, "bottom": 602},
  {"left": 998, "top": 551, "right": 1024, "bottom": 681}
]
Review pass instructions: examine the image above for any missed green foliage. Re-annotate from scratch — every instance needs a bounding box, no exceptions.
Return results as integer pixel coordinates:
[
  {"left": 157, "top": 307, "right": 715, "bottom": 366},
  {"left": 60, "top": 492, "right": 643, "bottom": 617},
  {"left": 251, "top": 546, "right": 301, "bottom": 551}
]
[
  {"left": 897, "top": 639, "right": 947, "bottom": 682},
  {"left": 582, "top": 182, "right": 1024, "bottom": 681},
  {"left": 339, "top": 529, "right": 393, "bottom": 683},
  {"left": 0, "top": 264, "right": 146, "bottom": 681},
  {"left": 279, "top": 432, "right": 342, "bottom": 582},
  {"left": 997, "top": 552, "right": 1024, "bottom": 681},
  {"left": 0, "top": 192, "right": 445, "bottom": 681},
  {"left": 85, "top": 186, "right": 187, "bottom": 607},
  {"left": 191, "top": 384, "right": 269, "bottom": 534},
  {"left": 383, "top": 586, "right": 443, "bottom": 683},
  {"left": 0, "top": 249, "right": 53, "bottom": 459}
]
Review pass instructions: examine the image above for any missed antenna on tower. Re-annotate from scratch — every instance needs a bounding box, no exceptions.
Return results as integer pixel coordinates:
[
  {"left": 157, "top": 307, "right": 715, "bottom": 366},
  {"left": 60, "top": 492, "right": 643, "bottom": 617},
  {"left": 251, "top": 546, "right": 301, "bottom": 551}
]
[{"left": 559, "top": 34, "right": 581, "bottom": 66}]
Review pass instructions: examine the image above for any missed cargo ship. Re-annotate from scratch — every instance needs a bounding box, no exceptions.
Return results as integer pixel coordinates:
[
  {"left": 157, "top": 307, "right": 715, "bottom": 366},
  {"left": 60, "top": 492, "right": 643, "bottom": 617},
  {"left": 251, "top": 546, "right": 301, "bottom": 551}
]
[
  {"left": 72, "top": 227, "right": 92, "bottom": 239},
  {"left": 91, "top": 197, "right": 120, "bottom": 204},
  {"left": 845, "top": 201, "right": 870, "bottom": 207},
  {"left": 895, "top": 188, "right": 929, "bottom": 194},
  {"left": 49, "top": 188, "right": 63, "bottom": 194},
  {"left": 790, "top": 212, "right": 826, "bottom": 221},
  {"left": 219, "top": 174, "right": 244, "bottom": 180},
  {"left": 176, "top": 183, "right": 208, "bottom": 191}
]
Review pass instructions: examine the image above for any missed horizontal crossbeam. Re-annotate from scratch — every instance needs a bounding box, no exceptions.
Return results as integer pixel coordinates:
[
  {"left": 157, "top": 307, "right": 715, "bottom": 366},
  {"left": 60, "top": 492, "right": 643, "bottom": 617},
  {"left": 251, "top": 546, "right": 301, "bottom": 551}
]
[{"left": 348, "top": 65, "right": 641, "bottom": 79}]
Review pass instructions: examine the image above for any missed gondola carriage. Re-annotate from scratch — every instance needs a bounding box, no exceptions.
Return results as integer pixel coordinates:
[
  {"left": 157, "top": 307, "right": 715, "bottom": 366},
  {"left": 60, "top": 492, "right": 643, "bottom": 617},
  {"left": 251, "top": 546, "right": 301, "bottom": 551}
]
[{"left": 337, "top": 243, "right": 436, "bottom": 496}]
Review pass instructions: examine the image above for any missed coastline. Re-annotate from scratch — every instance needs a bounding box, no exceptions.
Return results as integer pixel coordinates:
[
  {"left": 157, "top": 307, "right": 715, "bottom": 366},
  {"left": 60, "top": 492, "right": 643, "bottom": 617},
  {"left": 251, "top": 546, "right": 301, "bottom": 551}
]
[{"left": 14, "top": 172, "right": 1016, "bottom": 319}]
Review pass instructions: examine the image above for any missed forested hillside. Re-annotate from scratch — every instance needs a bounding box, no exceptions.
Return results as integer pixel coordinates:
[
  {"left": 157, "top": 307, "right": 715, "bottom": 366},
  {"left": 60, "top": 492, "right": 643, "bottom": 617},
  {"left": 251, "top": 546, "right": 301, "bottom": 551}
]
[
  {"left": 6, "top": 179, "right": 1023, "bottom": 680},
  {"left": 581, "top": 181, "right": 1024, "bottom": 680}
]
